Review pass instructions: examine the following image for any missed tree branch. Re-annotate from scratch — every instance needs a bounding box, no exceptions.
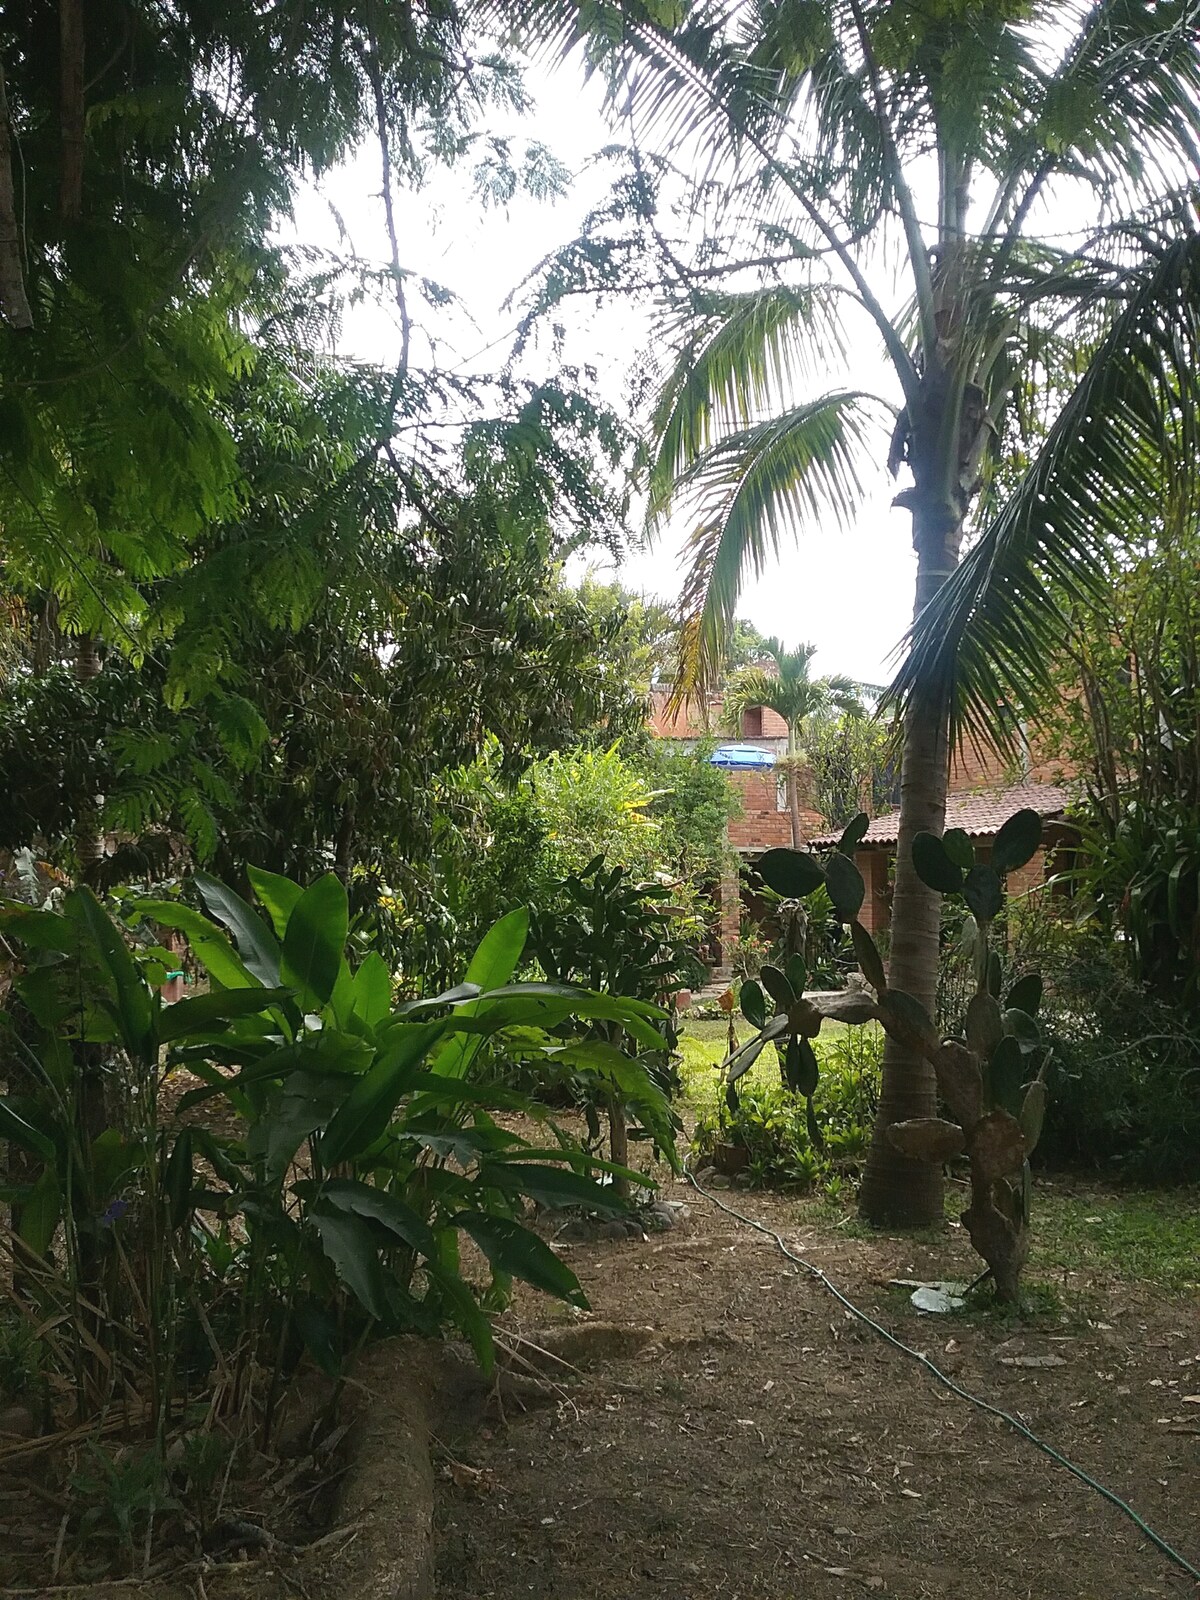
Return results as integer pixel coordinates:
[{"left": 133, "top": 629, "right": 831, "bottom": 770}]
[
  {"left": 358, "top": 33, "right": 411, "bottom": 375},
  {"left": 618, "top": 15, "right": 921, "bottom": 406}
]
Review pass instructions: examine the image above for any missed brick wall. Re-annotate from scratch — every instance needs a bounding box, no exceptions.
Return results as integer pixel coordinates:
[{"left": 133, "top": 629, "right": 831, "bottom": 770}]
[
  {"left": 949, "top": 725, "right": 1081, "bottom": 792},
  {"left": 725, "top": 768, "right": 823, "bottom": 849},
  {"left": 647, "top": 688, "right": 790, "bottom": 745},
  {"left": 855, "top": 849, "right": 891, "bottom": 936}
]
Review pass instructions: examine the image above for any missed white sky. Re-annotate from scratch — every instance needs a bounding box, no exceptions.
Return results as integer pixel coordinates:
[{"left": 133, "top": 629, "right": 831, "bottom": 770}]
[{"left": 285, "top": 60, "right": 919, "bottom": 686}]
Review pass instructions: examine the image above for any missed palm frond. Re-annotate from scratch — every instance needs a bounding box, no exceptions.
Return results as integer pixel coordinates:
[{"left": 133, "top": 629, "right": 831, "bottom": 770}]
[
  {"left": 892, "top": 224, "right": 1200, "bottom": 748},
  {"left": 672, "top": 390, "right": 884, "bottom": 698},
  {"left": 647, "top": 284, "right": 847, "bottom": 526},
  {"left": 485, "top": 1, "right": 796, "bottom": 154},
  {"left": 994, "top": 0, "right": 1200, "bottom": 225},
  {"left": 720, "top": 666, "right": 784, "bottom": 733}
]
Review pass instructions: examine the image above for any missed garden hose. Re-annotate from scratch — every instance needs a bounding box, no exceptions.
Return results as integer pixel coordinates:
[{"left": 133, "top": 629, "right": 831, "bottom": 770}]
[{"left": 685, "top": 1171, "right": 1200, "bottom": 1586}]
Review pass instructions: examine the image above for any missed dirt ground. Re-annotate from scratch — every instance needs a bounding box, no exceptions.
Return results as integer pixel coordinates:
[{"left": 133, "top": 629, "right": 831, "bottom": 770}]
[{"left": 436, "top": 1171, "right": 1200, "bottom": 1600}]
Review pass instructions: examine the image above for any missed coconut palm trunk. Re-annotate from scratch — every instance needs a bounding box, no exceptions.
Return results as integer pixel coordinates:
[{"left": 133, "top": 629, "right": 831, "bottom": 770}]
[
  {"left": 500, "top": 0, "right": 1200, "bottom": 1226},
  {"left": 859, "top": 513, "right": 961, "bottom": 1220}
]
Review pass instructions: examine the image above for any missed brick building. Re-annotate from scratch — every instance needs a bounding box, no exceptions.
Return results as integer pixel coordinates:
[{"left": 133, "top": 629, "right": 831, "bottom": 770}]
[{"left": 649, "top": 688, "right": 1078, "bottom": 974}]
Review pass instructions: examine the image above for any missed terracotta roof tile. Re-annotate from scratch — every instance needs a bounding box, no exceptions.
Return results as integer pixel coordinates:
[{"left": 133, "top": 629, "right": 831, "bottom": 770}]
[{"left": 808, "top": 783, "right": 1073, "bottom": 849}]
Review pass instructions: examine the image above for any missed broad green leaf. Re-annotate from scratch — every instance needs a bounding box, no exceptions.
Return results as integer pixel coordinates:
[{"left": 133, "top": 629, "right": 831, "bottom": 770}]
[
  {"left": 557, "top": 1039, "right": 679, "bottom": 1163},
  {"left": 426, "top": 1258, "right": 495, "bottom": 1372},
  {"left": 281, "top": 874, "right": 349, "bottom": 1008},
  {"left": 163, "top": 1129, "right": 193, "bottom": 1230},
  {"left": 20, "top": 1167, "right": 61, "bottom": 1256},
  {"left": 175, "top": 1030, "right": 372, "bottom": 1112},
  {"left": 424, "top": 910, "right": 529, "bottom": 1083},
  {"left": 312, "top": 1209, "right": 388, "bottom": 1321},
  {"left": 393, "top": 982, "right": 481, "bottom": 1017},
  {"left": 475, "top": 982, "right": 665, "bottom": 1021},
  {"left": 351, "top": 951, "right": 393, "bottom": 1029},
  {"left": 135, "top": 900, "right": 259, "bottom": 992},
  {"left": 824, "top": 850, "right": 864, "bottom": 920},
  {"left": 319, "top": 1020, "right": 447, "bottom": 1166},
  {"left": 991, "top": 809, "right": 1043, "bottom": 875},
  {"left": 247, "top": 866, "right": 304, "bottom": 940},
  {"left": 90, "top": 1127, "right": 140, "bottom": 1199},
  {"left": 431, "top": 989, "right": 668, "bottom": 1059},
  {"left": 0, "top": 1098, "right": 55, "bottom": 1161},
  {"left": 296, "top": 1177, "right": 436, "bottom": 1255},
  {"left": 157, "top": 986, "right": 292, "bottom": 1042},
  {"left": 0, "top": 904, "right": 81, "bottom": 953},
  {"left": 194, "top": 872, "right": 281, "bottom": 986},
  {"left": 756, "top": 848, "right": 825, "bottom": 898},
  {"left": 68, "top": 888, "right": 154, "bottom": 1062},
  {"left": 456, "top": 1212, "right": 588, "bottom": 1308},
  {"left": 294, "top": 1301, "right": 342, "bottom": 1378},
  {"left": 247, "top": 1079, "right": 341, "bottom": 1181},
  {"left": 466, "top": 908, "right": 529, "bottom": 991},
  {"left": 963, "top": 864, "right": 1004, "bottom": 923},
  {"left": 911, "top": 833, "right": 964, "bottom": 895},
  {"left": 480, "top": 1161, "right": 631, "bottom": 1216}
]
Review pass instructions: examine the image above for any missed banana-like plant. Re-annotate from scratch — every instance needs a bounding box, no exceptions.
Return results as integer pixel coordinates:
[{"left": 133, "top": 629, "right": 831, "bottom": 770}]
[
  {"left": 0, "top": 871, "right": 677, "bottom": 1430},
  {"left": 727, "top": 811, "right": 1047, "bottom": 1301}
]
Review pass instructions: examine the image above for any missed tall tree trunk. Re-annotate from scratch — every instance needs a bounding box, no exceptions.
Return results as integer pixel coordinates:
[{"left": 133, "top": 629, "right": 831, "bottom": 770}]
[
  {"left": 786, "top": 724, "right": 802, "bottom": 849},
  {"left": 0, "top": 62, "right": 34, "bottom": 329},
  {"left": 59, "top": 0, "right": 85, "bottom": 224},
  {"left": 334, "top": 799, "right": 356, "bottom": 885},
  {"left": 73, "top": 632, "right": 104, "bottom": 882},
  {"left": 858, "top": 505, "right": 959, "bottom": 1226}
]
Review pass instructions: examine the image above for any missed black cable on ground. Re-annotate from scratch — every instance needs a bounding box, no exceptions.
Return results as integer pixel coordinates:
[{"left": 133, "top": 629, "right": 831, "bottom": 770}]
[{"left": 684, "top": 1169, "right": 1200, "bottom": 1586}]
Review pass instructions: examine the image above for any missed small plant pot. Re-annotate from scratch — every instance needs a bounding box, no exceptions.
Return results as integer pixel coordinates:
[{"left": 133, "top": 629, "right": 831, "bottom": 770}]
[
  {"left": 713, "top": 1140, "right": 749, "bottom": 1176},
  {"left": 675, "top": 988, "right": 694, "bottom": 1011}
]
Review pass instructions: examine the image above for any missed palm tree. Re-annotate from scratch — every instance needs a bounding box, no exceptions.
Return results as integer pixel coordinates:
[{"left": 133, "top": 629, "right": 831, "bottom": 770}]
[
  {"left": 721, "top": 639, "right": 862, "bottom": 848},
  {"left": 496, "top": 0, "right": 1200, "bottom": 1226}
]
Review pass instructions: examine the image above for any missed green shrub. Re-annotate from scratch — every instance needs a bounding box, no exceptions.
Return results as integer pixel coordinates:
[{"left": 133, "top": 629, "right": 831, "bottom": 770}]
[
  {"left": 692, "top": 1024, "right": 881, "bottom": 1189},
  {"left": 0, "top": 873, "right": 675, "bottom": 1444},
  {"left": 946, "top": 895, "right": 1200, "bottom": 1182}
]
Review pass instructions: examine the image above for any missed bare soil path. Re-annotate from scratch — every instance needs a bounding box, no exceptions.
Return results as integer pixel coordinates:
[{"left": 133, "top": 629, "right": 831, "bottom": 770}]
[{"left": 436, "top": 1174, "right": 1200, "bottom": 1600}]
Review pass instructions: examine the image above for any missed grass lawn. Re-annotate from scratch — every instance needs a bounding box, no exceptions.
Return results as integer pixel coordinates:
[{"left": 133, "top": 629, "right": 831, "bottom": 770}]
[
  {"left": 678, "top": 1022, "right": 1199, "bottom": 1296},
  {"left": 677, "top": 1013, "right": 879, "bottom": 1122},
  {"left": 1029, "top": 1185, "right": 1200, "bottom": 1293}
]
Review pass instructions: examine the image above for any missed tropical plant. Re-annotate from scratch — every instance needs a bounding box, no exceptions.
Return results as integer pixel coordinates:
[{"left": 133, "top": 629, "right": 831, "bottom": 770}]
[
  {"left": 0, "top": 869, "right": 674, "bottom": 1475},
  {"left": 1030, "top": 531, "right": 1200, "bottom": 1003},
  {"left": 530, "top": 856, "right": 692, "bottom": 1197},
  {"left": 729, "top": 810, "right": 1047, "bottom": 1299},
  {"left": 803, "top": 708, "right": 898, "bottom": 833},
  {"left": 721, "top": 639, "right": 862, "bottom": 847},
  {"left": 496, "top": 0, "right": 1200, "bottom": 1227}
]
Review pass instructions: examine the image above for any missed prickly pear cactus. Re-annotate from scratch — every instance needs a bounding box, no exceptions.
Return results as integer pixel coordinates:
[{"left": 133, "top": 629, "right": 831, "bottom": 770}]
[{"left": 723, "top": 808, "right": 1048, "bottom": 1301}]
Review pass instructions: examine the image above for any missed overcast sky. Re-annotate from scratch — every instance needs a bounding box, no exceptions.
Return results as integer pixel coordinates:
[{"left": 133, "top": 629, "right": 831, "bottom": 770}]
[{"left": 286, "top": 58, "right": 919, "bottom": 686}]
